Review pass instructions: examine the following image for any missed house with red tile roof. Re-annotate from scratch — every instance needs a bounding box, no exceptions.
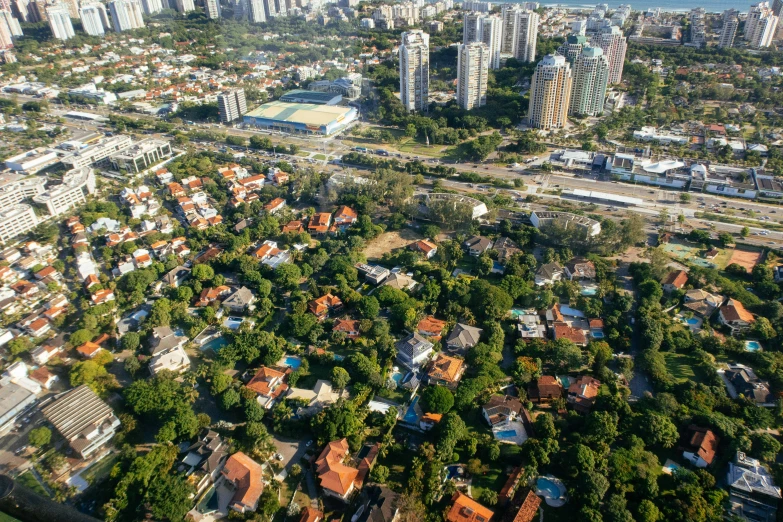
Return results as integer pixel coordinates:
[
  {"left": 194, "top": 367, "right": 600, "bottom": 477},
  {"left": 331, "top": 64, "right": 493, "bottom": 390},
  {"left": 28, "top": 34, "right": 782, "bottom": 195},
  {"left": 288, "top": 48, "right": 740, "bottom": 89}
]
[
  {"left": 316, "top": 439, "right": 359, "bottom": 501},
  {"left": 334, "top": 206, "right": 358, "bottom": 228},
  {"left": 264, "top": 197, "right": 286, "bottom": 214},
  {"left": 552, "top": 324, "right": 587, "bottom": 346},
  {"left": 197, "top": 286, "right": 231, "bottom": 307},
  {"left": 528, "top": 376, "right": 563, "bottom": 404},
  {"left": 662, "top": 270, "right": 688, "bottom": 292},
  {"left": 282, "top": 220, "right": 305, "bottom": 234},
  {"left": 309, "top": 294, "right": 343, "bottom": 320},
  {"left": 91, "top": 289, "right": 115, "bottom": 304},
  {"left": 29, "top": 367, "right": 58, "bottom": 389},
  {"left": 426, "top": 354, "right": 465, "bottom": 389},
  {"left": 27, "top": 317, "right": 51, "bottom": 338},
  {"left": 309, "top": 213, "right": 332, "bottom": 234},
  {"left": 76, "top": 341, "right": 103, "bottom": 359},
  {"left": 719, "top": 298, "right": 755, "bottom": 334},
  {"left": 505, "top": 490, "right": 541, "bottom": 522},
  {"left": 417, "top": 316, "right": 447, "bottom": 340},
  {"left": 681, "top": 425, "right": 719, "bottom": 468},
  {"left": 333, "top": 318, "right": 360, "bottom": 339},
  {"left": 410, "top": 239, "right": 438, "bottom": 259},
  {"left": 447, "top": 492, "right": 494, "bottom": 522},
  {"left": 299, "top": 507, "right": 323, "bottom": 522},
  {"left": 566, "top": 375, "right": 601, "bottom": 413},
  {"left": 247, "top": 366, "right": 288, "bottom": 409},
  {"left": 221, "top": 452, "right": 264, "bottom": 513}
]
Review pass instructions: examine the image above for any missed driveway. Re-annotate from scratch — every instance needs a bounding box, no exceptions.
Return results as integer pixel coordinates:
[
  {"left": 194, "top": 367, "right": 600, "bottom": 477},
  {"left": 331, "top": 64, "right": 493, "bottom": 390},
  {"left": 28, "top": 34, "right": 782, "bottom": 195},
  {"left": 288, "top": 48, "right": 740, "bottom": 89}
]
[{"left": 271, "top": 435, "right": 311, "bottom": 470}]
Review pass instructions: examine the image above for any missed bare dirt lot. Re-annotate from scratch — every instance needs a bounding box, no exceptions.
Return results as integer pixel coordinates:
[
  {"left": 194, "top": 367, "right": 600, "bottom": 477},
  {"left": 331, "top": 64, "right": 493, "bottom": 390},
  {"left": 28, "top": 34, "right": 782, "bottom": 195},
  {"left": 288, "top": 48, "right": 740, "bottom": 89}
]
[
  {"left": 728, "top": 248, "right": 764, "bottom": 272},
  {"left": 363, "top": 229, "right": 423, "bottom": 260}
]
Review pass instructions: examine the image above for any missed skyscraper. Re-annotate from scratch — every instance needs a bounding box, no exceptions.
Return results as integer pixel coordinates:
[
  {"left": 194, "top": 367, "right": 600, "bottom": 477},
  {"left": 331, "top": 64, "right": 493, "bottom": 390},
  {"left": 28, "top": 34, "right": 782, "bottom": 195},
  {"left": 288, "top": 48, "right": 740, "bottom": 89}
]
[
  {"left": 688, "top": 8, "right": 706, "bottom": 47},
  {"left": 527, "top": 54, "right": 572, "bottom": 130},
  {"left": 0, "top": 9, "right": 17, "bottom": 48},
  {"left": 174, "top": 0, "right": 194, "bottom": 11},
  {"left": 456, "top": 42, "right": 489, "bottom": 110},
  {"left": 248, "top": 0, "right": 265, "bottom": 21},
  {"left": 719, "top": 9, "right": 739, "bottom": 48},
  {"left": 140, "top": 0, "right": 163, "bottom": 15},
  {"left": 479, "top": 15, "right": 501, "bottom": 70},
  {"left": 62, "top": 0, "right": 78, "bottom": 17},
  {"left": 204, "top": 0, "right": 220, "bottom": 19},
  {"left": 591, "top": 25, "right": 626, "bottom": 84},
  {"left": 46, "top": 4, "right": 75, "bottom": 40},
  {"left": 79, "top": 2, "right": 110, "bottom": 35},
  {"left": 108, "top": 0, "right": 144, "bottom": 31},
  {"left": 569, "top": 46, "right": 609, "bottom": 116},
  {"left": 745, "top": 2, "right": 778, "bottom": 48},
  {"left": 500, "top": 6, "right": 538, "bottom": 62},
  {"left": 399, "top": 30, "right": 429, "bottom": 112},
  {"left": 261, "top": 0, "right": 274, "bottom": 17},
  {"left": 218, "top": 89, "right": 247, "bottom": 124},
  {"left": 556, "top": 34, "right": 588, "bottom": 63},
  {"left": 463, "top": 11, "right": 481, "bottom": 44}
]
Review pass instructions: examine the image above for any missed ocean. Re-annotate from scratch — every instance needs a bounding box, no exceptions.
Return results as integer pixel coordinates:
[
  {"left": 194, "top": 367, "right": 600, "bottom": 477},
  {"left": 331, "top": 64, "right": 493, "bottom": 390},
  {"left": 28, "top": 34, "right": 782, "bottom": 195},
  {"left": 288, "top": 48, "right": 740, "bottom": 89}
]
[{"left": 527, "top": 0, "right": 755, "bottom": 13}]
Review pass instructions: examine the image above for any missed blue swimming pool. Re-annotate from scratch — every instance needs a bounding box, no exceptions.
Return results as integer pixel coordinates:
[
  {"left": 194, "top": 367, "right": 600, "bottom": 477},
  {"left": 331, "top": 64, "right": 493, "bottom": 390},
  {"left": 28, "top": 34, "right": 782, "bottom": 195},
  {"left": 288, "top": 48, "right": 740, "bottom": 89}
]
[
  {"left": 665, "top": 463, "right": 680, "bottom": 473},
  {"left": 284, "top": 356, "right": 302, "bottom": 369},
  {"left": 402, "top": 396, "right": 420, "bottom": 424},
  {"left": 591, "top": 331, "right": 605, "bottom": 339},
  {"left": 391, "top": 372, "right": 403, "bottom": 385},
  {"left": 581, "top": 287, "right": 598, "bottom": 296},
  {"left": 333, "top": 354, "right": 345, "bottom": 361},
  {"left": 684, "top": 318, "right": 700, "bottom": 325},
  {"left": 201, "top": 336, "right": 227, "bottom": 352},
  {"left": 537, "top": 477, "right": 563, "bottom": 500},
  {"left": 496, "top": 430, "right": 517, "bottom": 439},
  {"left": 746, "top": 340, "right": 762, "bottom": 352},
  {"left": 446, "top": 465, "right": 464, "bottom": 480},
  {"left": 509, "top": 308, "right": 525, "bottom": 319}
]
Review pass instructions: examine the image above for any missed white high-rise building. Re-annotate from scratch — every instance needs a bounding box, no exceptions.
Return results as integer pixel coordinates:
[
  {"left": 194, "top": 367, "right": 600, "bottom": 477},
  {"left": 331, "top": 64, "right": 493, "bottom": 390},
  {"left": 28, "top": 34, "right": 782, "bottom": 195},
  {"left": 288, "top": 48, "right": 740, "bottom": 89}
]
[
  {"left": 46, "top": 3, "right": 75, "bottom": 40},
  {"left": 108, "top": 0, "right": 144, "bottom": 30},
  {"left": 463, "top": 11, "right": 481, "bottom": 44},
  {"left": 399, "top": 30, "right": 429, "bottom": 112},
  {"left": 174, "top": 0, "right": 194, "bottom": 12},
  {"left": 556, "top": 34, "right": 588, "bottom": 63},
  {"left": 719, "top": 9, "right": 739, "bottom": 48},
  {"left": 591, "top": 25, "right": 626, "bottom": 84},
  {"left": 218, "top": 88, "right": 247, "bottom": 123},
  {"left": 463, "top": 12, "right": 501, "bottom": 69},
  {"left": 204, "top": 0, "right": 220, "bottom": 18},
  {"left": 569, "top": 45, "right": 609, "bottom": 116},
  {"left": 745, "top": 2, "right": 778, "bottom": 48},
  {"left": 79, "top": 3, "right": 110, "bottom": 36},
  {"left": 456, "top": 42, "right": 489, "bottom": 110},
  {"left": 527, "top": 54, "right": 572, "bottom": 130},
  {"left": 500, "top": 6, "right": 537, "bottom": 62},
  {"left": 248, "top": 0, "right": 265, "bottom": 21},
  {"left": 140, "top": 0, "right": 162, "bottom": 15},
  {"left": 0, "top": 19, "right": 11, "bottom": 48},
  {"left": 0, "top": 9, "right": 20, "bottom": 48}
]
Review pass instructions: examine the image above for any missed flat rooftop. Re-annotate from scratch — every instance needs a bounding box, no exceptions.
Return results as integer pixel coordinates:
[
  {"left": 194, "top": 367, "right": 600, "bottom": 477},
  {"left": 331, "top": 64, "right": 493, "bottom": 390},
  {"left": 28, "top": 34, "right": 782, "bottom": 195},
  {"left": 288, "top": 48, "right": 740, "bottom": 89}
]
[
  {"left": 245, "top": 101, "right": 354, "bottom": 127},
  {"left": 279, "top": 89, "right": 341, "bottom": 105}
]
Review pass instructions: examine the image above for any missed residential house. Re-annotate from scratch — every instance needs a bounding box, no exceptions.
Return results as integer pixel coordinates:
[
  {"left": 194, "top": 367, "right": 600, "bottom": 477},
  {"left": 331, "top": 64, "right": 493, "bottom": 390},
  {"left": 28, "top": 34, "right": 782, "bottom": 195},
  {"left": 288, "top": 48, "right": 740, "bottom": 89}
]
[
  {"left": 163, "top": 266, "right": 190, "bottom": 288},
  {"left": 683, "top": 289, "right": 723, "bottom": 317},
  {"left": 309, "top": 294, "right": 343, "bottom": 320},
  {"left": 535, "top": 263, "right": 564, "bottom": 286},
  {"left": 147, "top": 326, "right": 191, "bottom": 373},
  {"left": 681, "top": 425, "right": 718, "bottom": 468},
  {"left": 417, "top": 316, "right": 447, "bottom": 340},
  {"left": 727, "top": 451, "right": 781, "bottom": 522},
  {"left": 566, "top": 376, "right": 601, "bottom": 413},
  {"left": 222, "top": 452, "right": 264, "bottom": 513},
  {"left": 493, "top": 237, "right": 520, "bottom": 264},
  {"left": 91, "top": 289, "right": 115, "bottom": 304},
  {"left": 464, "top": 236, "right": 493, "bottom": 257},
  {"left": 445, "top": 323, "right": 482, "bottom": 355},
  {"left": 552, "top": 324, "right": 587, "bottom": 346},
  {"left": 720, "top": 299, "right": 755, "bottom": 334},
  {"left": 503, "top": 490, "right": 541, "bottom": 522},
  {"left": 299, "top": 508, "right": 323, "bottom": 522},
  {"left": 31, "top": 334, "right": 66, "bottom": 365},
  {"left": 178, "top": 429, "right": 229, "bottom": 497},
  {"left": 482, "top": 395, "right": 526, "bottom": 428},
  {"left": 564, "top": 257, "right": 596, "bottom": 280},
  {"left": 247, "top": 366, "right": 289, "bottom": 409},
  {"left": 40, "top": 385, "right": 121, "bottom": 458},
  {"left": 264, "top": 198, "right": 286, "bottom": 214},
  {"left": 662, "top": 270, "right": 688, "bottom": 292},
  {"left": 410, "top": 239, "right": 438, "bottom": 259},
  {"left": 528, "top": 376, "right": 563, "bottom": 404},
  {"left": 382, "top": 272, "right": 417, "bottom": 291},
  {"left": 333, "top": 318, "right": 360, "bottom": 339},
  {"left": 309, "top": 213, "right": 332, "bottom": 234},
  {"left": 282, "top": 220, "right": 305, "bottom": 234},
  {"left": 222, "top": 286, "right": 256, "bottom": 313},
  {"left": 334, "top": 206, "right": 358, "bottom": 229},
  {"left": 262, "top": 249, "right": 292, "bottom": 269},
  {"left": 287, "top": 380, "right": 348, "bottom": 418},
  {"left": 254, "top": 240, "right": 282, "bottom": 261},
  {"left": 426, "top": 353, "right": 465, "bottom": 389},
  {"left": 29, "top": 367, "right": 57, "bottom": 389},
  {"left": 725, "top": 364, "right": 773, "bottom": 405},
  {"left": 517, "top": 312, "right": 547, "bottom": 340},
  {"left": 76, "top": 341, "right": 103, "bottom": 359},
  {"left": 197, "top": 285, "right": 231, "bottom": 307},
  {"left": 352, "top": 485, "right": 398, "bottom": 522},
  {"left": 316, "top": 438, "right": 359, "bottom": 501},
  {"left": 395, "top": 333, "right": 434, "bottom": 370},
  {"left": 27, "top": 317, "right": 50, "bottom": 338},
  {"left": 446, "top": 492, "right": 494, "bottom": 522}
]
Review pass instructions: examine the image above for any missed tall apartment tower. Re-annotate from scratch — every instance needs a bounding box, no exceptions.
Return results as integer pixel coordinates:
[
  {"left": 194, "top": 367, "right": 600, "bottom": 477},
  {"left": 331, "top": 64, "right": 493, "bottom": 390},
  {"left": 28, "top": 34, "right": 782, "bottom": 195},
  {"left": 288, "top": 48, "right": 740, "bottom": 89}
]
[
  {"left": 46, "top": 4, "right": 75, "bottom": 40},
  {"left": 719, "top": 10, "right": 739, "bottom": 48},
  {"left": 204, "top": 0, "right": 220, "bottom": 18},
  {"left": 218, "top": 88, "right": 247, "bottom": 123},
  {"left": 527, "top": 54, "right": 572, "bottom": 130},
  {"left": 0, "top": 10, "right": 16, "bottom": 48},
  {"left": 499, "top": 6, "right": 538, "bottom": 62},
  {"left": 140, "top": 0, "right": 163, "bottom": 15},
  {"left": 174, "top": 0, "right": 195, "bottom": 11},
  {"left": 773, "top": 0, "right": 783, "bottom": 15},
  {"left": 79, "top": 2, "right": 111, "bottom": 35},
  {"left": 500, "top": 4, "right": 518, "bottom": 55},
  {"left": 248, "top": 0, "right": 265, "bottom": 22},
  {"left": 463, "top": 11, "right": 482, "bottom": 44},
  {"left": 399, "top": 30, "right": 430, "bottom": 112},
  {"left": 0, "top": 9, "right": 21, "bottom": 36},
  {"left": 556, "top": 34, "right": 588, "bottom": 63},
  {"left": 463, "top": 13, "right": 501, "bottom": 69},
  {"left": 108, "top": 0, "right": 145, "bottom": 30},
  {"left": 591, "top": 25, "right": 626, "bottom": 84},
  {"left": 688, "top": 8, "right": 706, "bottom": 47},
  {"left": 745, "top": 2, "right": 778, "bottom": 48},
  {"left": 456, "top": 42, "right": 489, "bottom": 110},
  {"left": 569, "top": 46, "right": 609, "bottom": 116}
]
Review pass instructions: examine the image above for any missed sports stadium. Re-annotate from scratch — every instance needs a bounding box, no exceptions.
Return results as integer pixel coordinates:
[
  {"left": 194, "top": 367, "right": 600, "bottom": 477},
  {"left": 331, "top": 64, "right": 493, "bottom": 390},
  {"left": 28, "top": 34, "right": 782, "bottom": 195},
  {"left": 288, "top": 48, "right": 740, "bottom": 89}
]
[{"left": 243, "top": 101, "right": 358, "bottom": 136}]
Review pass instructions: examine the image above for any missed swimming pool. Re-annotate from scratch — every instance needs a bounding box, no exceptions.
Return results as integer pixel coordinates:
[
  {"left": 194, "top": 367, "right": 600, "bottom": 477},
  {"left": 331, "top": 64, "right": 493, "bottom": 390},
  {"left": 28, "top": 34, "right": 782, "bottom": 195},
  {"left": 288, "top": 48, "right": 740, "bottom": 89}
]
[
  {"left": 402, "top": 396, "right": 420, "bottom": 424},
  {"left": 391, "top": 372, "right": 403, "bottom": 385},
  {"left": 446, "top": 465, "right": 464, "bottom": 480},
  {"left": 333, "top": 354, "right": 345, "bottom": 361},
  {"left": 581, "top": 287, "right": 598, "bottom": 296},
  {"left": 495, "top": 430, "right": 517, "bottom": 439},
  {"left": 223, "top": 316, "right": 243, "bottom": 330},
  {"left": 665, "top": 463, "right": 679, "bottom": 473},
  {"left": 283, "top": 356, "right": 302, "bottom": 370},
  {"left": 509, "top": 308, "right": 525, "bottom": 320},
  {"left": 684, "top": 318, "right": 700, "bottom": 325},
  {"left": 537, "top": 477, "right": 563, "bottom": 500},
  {"left": 201, "top": 336, "right": 227, "bottom": 352},
  {"left": 746, "top": 340, "right": 762, "bottom": 352},
  {"left": 591, "top": 331, "right": 605, "bottom": 338}
]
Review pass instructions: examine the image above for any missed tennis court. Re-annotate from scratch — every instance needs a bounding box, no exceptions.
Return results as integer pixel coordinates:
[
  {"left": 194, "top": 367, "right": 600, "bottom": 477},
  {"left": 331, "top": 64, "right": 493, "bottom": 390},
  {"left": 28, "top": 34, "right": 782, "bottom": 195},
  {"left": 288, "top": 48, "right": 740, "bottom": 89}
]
[
  {"left": 728, "top": 248, "right": 764, "bottom": 273},
  {"left": 662, "top": 240, "right": 716, "bottom": 268}
]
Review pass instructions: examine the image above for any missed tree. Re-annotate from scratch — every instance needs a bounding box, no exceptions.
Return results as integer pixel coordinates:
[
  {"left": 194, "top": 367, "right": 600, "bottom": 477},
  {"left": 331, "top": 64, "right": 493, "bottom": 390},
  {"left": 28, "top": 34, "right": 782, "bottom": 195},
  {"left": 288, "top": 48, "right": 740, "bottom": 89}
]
[
  {"left": 371, "top": 464, "right": 390, "bottom": 483},
  {"left": 192, "top": 264, "right": 214, "bottom": 282},
  {"left": 421, "top": 385, "right": 454, "bottom": 413},
  {"left": 145, "top": 473, "right": 195, "bottom": 522},
  {"left": 121, "top": 332, "right": 140, "bottom": 352},
  {"left": 751, "top": 432, "right": 781, "bottom": 462},
  {"left": 636, "top": 500, "right": 661, "bottom": 522},
  {"left": 534, "top": 413, "right": 557, "bottom": 439},
  {"left": 124, "top": 356, "right": 141, "bottom": 377},
  {"left": 331, "top": 367, "right": 351, "bottom": 389},
  {"left": 641, "top": 412, "right": 678, "bottom": 448},
  {"left": 467, "top": 458, "right": 489, "bottom": 476},
  {"left": 69, "top": 329, "right": 94, "bottom": 347},
  {"left": 741, "top": 226, "right": 750, "bottom": 237},
  {"left": 679, "top": 193, "right": 691, "bottom": 203},
  {"left": 220, "top": 389, "right": 241, "bottom": 410},
  {"left": 357, "top": 295, "right": 380, "bottom": 319},
  {"left": 718, "top": 232, "right": 735, "bottom": 247},
  {"left": 604, "top": 494, "right": 634, "bottom": 522},
  {"left": 28, "top": 426, "right": 52, "bottom": 447},
  {"left": 7, "top": 337, "right": 32, "bottom": 356}
]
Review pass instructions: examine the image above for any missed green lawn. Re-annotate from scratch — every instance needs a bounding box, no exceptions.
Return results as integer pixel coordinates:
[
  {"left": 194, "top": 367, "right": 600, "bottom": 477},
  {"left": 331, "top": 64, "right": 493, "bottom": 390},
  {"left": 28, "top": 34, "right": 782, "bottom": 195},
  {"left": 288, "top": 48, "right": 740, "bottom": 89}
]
[
  {"left": 81, "top": 453, "right": 119, "bottom": 486},
  {"left": 313, "top": 154, "right": 328, "bottom": 161},
  {"left": 0, "top": 513, "right": 21, "bottom": 522},
  {"left": 377, "top": 443, "right": 416, "bottom": 491},
  {"left": 16, "top": 471, "right": 50, "bottom": 498},
  {"left": 470, "top": 445, "right": 524, "bottom": 500},
  {"left": 297, "top": 362, "right": 334, "bottom": 390},
  {"left": 397, "top": 139, "right": 448, "bottom": 158},
  {"left": 663, "top": 352, "right": 702, "bottom": 383}
]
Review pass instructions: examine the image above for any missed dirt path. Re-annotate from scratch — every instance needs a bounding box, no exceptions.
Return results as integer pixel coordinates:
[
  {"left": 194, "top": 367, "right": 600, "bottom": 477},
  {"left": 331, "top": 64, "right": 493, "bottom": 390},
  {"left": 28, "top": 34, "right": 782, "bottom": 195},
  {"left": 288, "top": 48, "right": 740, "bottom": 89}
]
[{"left": 363, "top": 229, "right": 423, "bottom": 260}]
